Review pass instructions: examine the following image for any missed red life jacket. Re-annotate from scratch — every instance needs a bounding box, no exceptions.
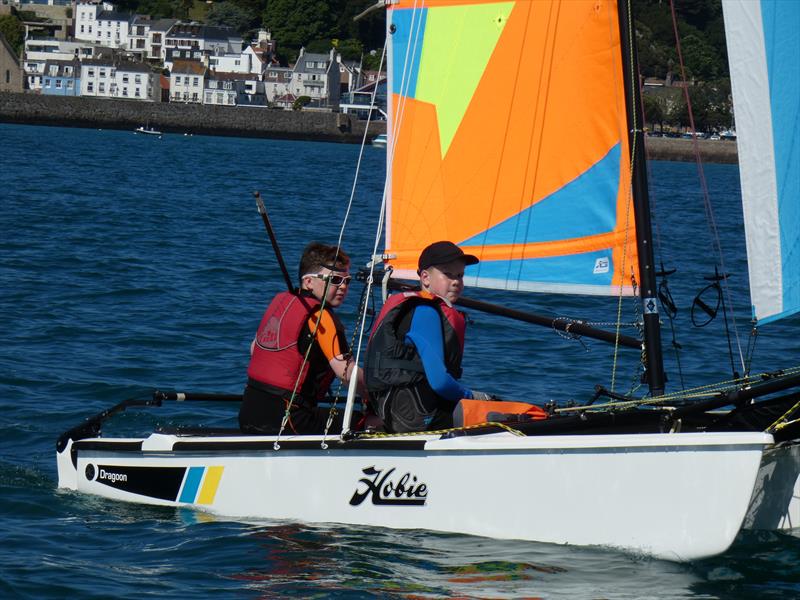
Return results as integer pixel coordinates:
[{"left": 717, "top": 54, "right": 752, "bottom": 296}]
[
  {"left": 247, "top": 291, "right": 343, "bottom": 401},
  {"left": 365, "top": 290, "right": 466, "bottom": 395}
]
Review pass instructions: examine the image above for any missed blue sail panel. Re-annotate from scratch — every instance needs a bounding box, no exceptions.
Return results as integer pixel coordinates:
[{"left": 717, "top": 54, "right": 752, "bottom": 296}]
[
  {"left": 461, "top": 144, "right": 621, "bottom": 246},
  {"left": 723, "top": 0, "right": 800, "bottom": 324}
]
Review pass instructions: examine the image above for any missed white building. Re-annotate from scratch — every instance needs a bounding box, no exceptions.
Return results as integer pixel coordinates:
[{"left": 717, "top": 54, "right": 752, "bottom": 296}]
[
  {"left": 74, "top": 1, "right": 131, "bottom": 49},
  {"left": 289, "top": 48, "right": 340, "bottom": 109},
  {"left": 162, "top": 22, "right": 242, "bottom": 64},
  {"left": 80, "top": 59, "right": 157, "bottom": 101},
  {"left": 24, "top": 38, "right": 97, "bottom": 91},
  {"left": 128, "top": 17, "right": 176, "bottom": 62},
  {"left": 170, "top": 59, "right": 206, "bottom": 103},
  {"left": 263, "top": 65, "right": 292, "bottom": 103}
]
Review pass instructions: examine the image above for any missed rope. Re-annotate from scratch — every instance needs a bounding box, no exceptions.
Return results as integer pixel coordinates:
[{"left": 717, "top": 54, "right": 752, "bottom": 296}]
[
  {"left": 337, "top": 0, "right": 424, "bottom": 440},
  {"left": 554, "top": 365, "right": 800, "bottom": 415},
  {"left": 668, "top": 0, "right": 747, "bottom": 376},
  {"left": 355, "top": 421, "right": 526, "bottom": 439},
  {"left": 610, "top": 0, "right": 638, "bottom": 394}
]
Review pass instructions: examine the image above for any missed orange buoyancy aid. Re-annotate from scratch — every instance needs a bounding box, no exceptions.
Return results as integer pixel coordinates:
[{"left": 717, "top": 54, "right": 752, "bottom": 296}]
[
  {"left": 365, "top": 290, "right": 467, "bottom": 395},
  {"left": 247, "top": 291, "right": 343, "bottom": 401}
]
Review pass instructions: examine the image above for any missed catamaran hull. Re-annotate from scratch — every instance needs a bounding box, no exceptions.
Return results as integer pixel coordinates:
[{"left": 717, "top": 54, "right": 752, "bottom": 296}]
[
  {"left": 58, "top": 431, "right": 770, "bottom": 561},
  {"left": 744, "top": 441, "right": 800, "bottom": 530}
]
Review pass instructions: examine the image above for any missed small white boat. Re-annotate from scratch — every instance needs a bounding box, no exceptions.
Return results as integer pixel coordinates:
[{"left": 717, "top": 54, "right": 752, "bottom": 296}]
[
  {"left": 371, "top": 133, "right": 387, "bottom": 148},
  {"left": 134, "top": 125, "right": 163, "bottom": 138}
]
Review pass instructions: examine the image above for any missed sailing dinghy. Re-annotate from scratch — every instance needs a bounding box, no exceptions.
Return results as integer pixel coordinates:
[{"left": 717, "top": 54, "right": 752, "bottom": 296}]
[{"left": 56, "top": 0, "right": 800, "bottom": 561}]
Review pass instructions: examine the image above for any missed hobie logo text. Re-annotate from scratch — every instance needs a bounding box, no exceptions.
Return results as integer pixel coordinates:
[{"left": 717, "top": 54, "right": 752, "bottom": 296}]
[
  {"left": 99, "top": 469, "right": 128, "bottom": 483},
  {"left": 349, "top": 466, "right": 427, "bottom": 506}
]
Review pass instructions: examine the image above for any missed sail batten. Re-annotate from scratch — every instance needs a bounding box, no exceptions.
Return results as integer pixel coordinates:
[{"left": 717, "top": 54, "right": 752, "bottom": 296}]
[
  {"left": 385, "top": 0, "right": 638, "bottom": 296},
  {"left": 723, "top": 0, "right": 800, "bottom": 324}
]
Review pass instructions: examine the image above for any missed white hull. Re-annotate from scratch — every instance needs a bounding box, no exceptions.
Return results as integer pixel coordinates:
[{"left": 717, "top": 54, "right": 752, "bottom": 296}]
[
  {"left": 58, "top": 430, "right": 773, "bottom": 561},
  {"left": 744, "top": 441, "right": 800, "bottom": 530}
]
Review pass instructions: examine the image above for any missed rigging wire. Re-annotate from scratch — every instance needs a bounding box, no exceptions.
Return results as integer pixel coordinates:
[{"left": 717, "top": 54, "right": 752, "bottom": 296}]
[
  {"left": 610, "top": 0, "right": 639, "bottom": 395},
  {"left": 339, "top": 0, "right": 425, "bottom": 437},
  {"left": 668, "top": 0, "right": 747, "bottom": 378}
]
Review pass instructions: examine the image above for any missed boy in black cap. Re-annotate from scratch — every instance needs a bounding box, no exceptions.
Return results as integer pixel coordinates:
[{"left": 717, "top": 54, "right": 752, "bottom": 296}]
[{"left": 365, "top": 241, "right": 491, "bottom": 432}]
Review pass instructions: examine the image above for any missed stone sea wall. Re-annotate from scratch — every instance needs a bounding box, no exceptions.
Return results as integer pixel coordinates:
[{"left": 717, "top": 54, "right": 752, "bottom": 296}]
[
  {"left": 644, "top": 136, "right": 738, "bottom": 164},
  {"left": 1, "top": 92, "right": 737, "bottom": 163},
  {"left": 0, "top": 92, "right": 387, "bottom": 143}
]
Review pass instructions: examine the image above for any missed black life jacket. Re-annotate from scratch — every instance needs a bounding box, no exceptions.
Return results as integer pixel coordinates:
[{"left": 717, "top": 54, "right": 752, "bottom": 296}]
[{"left": 365, "top": 291, "right": 466, "bottom": 431}]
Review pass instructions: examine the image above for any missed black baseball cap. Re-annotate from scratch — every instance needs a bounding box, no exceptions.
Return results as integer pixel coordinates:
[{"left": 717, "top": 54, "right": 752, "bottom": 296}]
[{"left": 417, "top": 241, "right": 479, "bottom": 272}]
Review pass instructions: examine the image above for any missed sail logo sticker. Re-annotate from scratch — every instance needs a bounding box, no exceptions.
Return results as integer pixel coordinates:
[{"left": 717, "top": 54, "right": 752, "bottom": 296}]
[
  {"left": 593, "top": 257, "right": 610, "bottom": 274},
  {"left": 349, "top": 466, "right": 428, "bottom": 506}
]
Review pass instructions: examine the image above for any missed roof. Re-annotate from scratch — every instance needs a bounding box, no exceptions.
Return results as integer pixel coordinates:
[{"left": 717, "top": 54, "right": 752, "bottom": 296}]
[
  {"left": 0, "top": 32, "right": 19, "bottom": 64},
  {"left": 43, "top": 59, "right": 81, "bottom": 76},
  {"left": 294, "top": 52, "right": 331, "bottom": 74},
  {"left": 207, "top": 71, "right": 259, "bottom": 82},
  {"left": 171, "top": 59, "right": 206, "bottom": 75},
  {"left": 150, "top": 18, "right": 177, "bottom": 32},
  {"left": 97, "top": 11, "right": 132, "bottom": 22},
  {"left": 167, "top": 21, "right": 239, "bottom": 42}
]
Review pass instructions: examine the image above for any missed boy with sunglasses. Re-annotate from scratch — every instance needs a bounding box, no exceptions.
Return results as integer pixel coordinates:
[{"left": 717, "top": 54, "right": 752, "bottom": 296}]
[{"left": 239, "top": 242, "right": 363, "bottom": 434}]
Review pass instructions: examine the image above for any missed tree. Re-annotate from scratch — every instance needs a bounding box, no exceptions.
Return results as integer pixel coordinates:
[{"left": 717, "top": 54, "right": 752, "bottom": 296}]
[
  {"left": 263, "top": 0, "right": 332, "bottom": 50},
  {"left": 293, "top": 95, "right": 311, "bottom": 110},
  {"left": 207, "top": 2, "right": 258, "bottom": 34},
  {"left": 0, "top": 15, "right": 24, "bottom": 57}
]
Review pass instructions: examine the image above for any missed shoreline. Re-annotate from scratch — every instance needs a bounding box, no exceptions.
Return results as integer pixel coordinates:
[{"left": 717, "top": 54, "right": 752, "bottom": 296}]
[{"left": 1, "top": 92, "right": 737, "bottom": 163}]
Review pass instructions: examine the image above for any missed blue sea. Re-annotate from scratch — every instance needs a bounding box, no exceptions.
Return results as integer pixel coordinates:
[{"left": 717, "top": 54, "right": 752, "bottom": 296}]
[{"left": 2, "top": 122, "right": 799, "bottom": 599}]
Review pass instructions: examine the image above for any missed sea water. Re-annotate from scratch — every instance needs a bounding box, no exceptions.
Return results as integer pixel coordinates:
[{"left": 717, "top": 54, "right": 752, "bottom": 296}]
[{"left": 1, "top": 123, "right": 799, "bottom": 599}]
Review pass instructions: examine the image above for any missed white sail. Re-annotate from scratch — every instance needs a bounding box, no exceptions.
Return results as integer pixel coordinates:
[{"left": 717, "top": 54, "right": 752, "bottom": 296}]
[{"left": 723, "top": 0, "right": 800, "bottom": 324}]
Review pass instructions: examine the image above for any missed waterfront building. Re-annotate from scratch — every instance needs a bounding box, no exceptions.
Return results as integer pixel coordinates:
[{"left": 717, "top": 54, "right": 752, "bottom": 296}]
[
  {"left": 128, "top": 17, "right": 176, "bottom": 63},
  {"left": 170, "top": 59, "right": 206, "bottom": 103},
  {"left": 263, "top": 65, "right": 292, "bottom": 103},
  {"left": 203, "top": 72, "right": 266, "bottom": 107},
  {"left": 80, "top": 58, "right": 157, "bottom": 101},
  {"left": 290, "top": 48, "right": 340, "bottom": 110},
  {"left": 23, "top": 38, "right": 98, "bottom": 92},
  {"left": 40, "top": 59, "right": 80, "bottom": 96}
]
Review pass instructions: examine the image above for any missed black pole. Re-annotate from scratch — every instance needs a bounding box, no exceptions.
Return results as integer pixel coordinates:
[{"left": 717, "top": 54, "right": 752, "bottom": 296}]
[
  {"left": 385, "top": 278, "right": 641, "bottom": 349},
  {"left": 618, "top": 0, "right": 665, "bottom": 396},
  {"left": 254, "top": 191, "right": 295, "bottom": 294}
]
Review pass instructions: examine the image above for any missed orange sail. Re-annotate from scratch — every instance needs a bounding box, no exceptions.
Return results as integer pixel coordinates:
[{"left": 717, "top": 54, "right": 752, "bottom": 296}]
[{"left": 385, "top": 0, "right": 639, "bottom": 295}]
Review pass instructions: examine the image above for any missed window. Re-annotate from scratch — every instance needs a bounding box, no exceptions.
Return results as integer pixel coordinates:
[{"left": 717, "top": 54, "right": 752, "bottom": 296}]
[
  {"left": 98, "top": 82, "right": 105, "bottom": 92},
  {"left": 223, "top": 81, "right": 232, "bottom": 90},
  {"left": 216, "top": 92, "right": 223, "bottom": 103},
  {"left": 49, "top": 65, "right": 58, "bottom": 76},
  {"left": 99, "top": 69, "right": 106, "bottom": 78},
  {"left": 5, "top": 70, "right": 9, "bottom": 84},
  {"left": 135, "top": 75, "right": 141, "bottom": 84},
  {"left": 192, "top": 92, "right": 198, "bottom": 102},
  {"left": 87, "top": 82, "right": 94, "bottom": 92},
  {"left": 234, "top": 59, "right": 240, "bottom": 66},
  {"left": 122, "top": 87, "right": 128, "bottom": 96},
  {"left": 135, "top": 88, "right": 140, "bottom": 97},
  {"left": 80, "top": 25, "right": 85, "bottom": 33},
  {"left": 44, "top": 78, "right": 51, "bottom": 87},
  {"left": 193, "top": 77, "right": 198, "bottom": 86},
  {"left": 64, "top": 67, "right": 72, "bottom": 76},
  {"left": 56, "top": 80, "right": 62, "bottom": 89},
  {"left": 87, "top": 68, "right": 94, "bottom": 77},
  {"left": 88, "top": 26, "right": 92, "bottom": 34},
  {"left": 67, "top": 80, "right": 73, "bottom": 89},
  {"left": 122, "top": 75, "right": 129, "bottom": 83},
  {"left": 205, "top": 92, "right": 212, "bottom": 103}
]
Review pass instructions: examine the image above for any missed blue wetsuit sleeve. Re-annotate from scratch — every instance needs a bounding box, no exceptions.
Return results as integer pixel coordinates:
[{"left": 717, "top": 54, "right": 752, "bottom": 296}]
[{"left": 405, "top": 304, "right": 472, "bottom": 402}]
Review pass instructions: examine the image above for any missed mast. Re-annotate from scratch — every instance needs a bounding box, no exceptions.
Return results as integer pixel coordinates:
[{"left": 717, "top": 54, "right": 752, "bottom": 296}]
[{"left": 617, "top": 0, "right": 666, "bottom": 396}]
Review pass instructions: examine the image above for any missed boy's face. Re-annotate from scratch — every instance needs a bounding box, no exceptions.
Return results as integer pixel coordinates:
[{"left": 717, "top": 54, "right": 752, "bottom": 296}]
[
  {"left": 302, "top": 264, "right": 351, "bottom": 307},
  {"left": 420, "top": 259, "right": 466, "bottom": 304}
]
